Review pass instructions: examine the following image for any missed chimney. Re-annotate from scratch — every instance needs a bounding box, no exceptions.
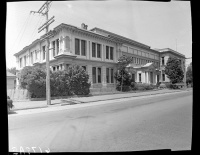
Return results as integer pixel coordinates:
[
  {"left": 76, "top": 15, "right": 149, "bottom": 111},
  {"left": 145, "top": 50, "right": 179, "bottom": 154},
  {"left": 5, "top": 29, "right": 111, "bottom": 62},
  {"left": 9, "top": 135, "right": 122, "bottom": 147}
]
[{"left": 81, "top": 23, "right": 88, "bottom": 30}]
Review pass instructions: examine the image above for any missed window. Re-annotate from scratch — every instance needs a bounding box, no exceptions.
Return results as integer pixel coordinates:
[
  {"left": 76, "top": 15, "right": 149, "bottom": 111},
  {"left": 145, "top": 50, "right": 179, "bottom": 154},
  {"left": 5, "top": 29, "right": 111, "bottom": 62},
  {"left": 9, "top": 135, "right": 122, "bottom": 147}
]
[
  {"left": 35, "top": 50, "right": 37, "bottom": 60},
  {"left": 111, "top": 69, "right": 114, "bottom": 83},
  {"left": 75, "top": 39, "right": 80, "bottom": 55},
  {"left": 20, "top": 57, "right": 22, "bottom": 68},
  {"left": 132, "top": 74, "right": 135, "bottom": 81},
  {"left": 97, "top": 44, "right": 101, "bottom": 58},
  {"left": 56, "top": 39, "right": 59, "bottom": 55},
  {"left": 162, "top": 74, "right": 165, "bottom": 81},
  {"left": 106, "top": 68, "right": 109, "bottom": 83},
  {"left": 106, "top": 46, "right": 109, "bottom": 59},
  {"left": 42, "top": 46, "right": 46, "bottom": 60},
  {"left": 92, "top": 67, "right": 96, "bottom": 83},
  {"left": 162, "top": 57, "right": 165, "bottom": 65},
  {"left": 52, "top": 41, "right": 55, "bottom": 57},
  {"left": 98, "top": 67, "right": 101, "bottom": 83},
  {"left": 110, "top": 47, "right": 113, "bottom": 60},
  {"left": 92, "top": 43, "right": 96, "bottom": 57},
  {"left": 24, "top": 56, "right": 26, "bottom": 66},
  {"left": 139, "top": 73, "right": 141, "bottom": 82},
  {"left": 81, "top": 40, "right": 86, "bottom": 56},
  {"left": 31, "top": 52, "right": 33, "bottom": 64}
]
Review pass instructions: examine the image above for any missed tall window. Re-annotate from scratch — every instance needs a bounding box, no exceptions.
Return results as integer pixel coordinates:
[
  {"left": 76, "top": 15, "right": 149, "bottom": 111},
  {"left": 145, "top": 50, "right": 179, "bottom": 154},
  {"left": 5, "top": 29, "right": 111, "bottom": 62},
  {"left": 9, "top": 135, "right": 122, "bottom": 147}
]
[
  {"left": 98, "top": 67, "right": 101, "bottom": 83},
  {"left": 75, "top": 38, "right": 80, "bottom": 55},
  {"left": 35, "top": 50, "right": 37, "bottom": 61},
  {"left": 111, "top": 69, "right": 114, "bottom": 83},
  {"left": 106, "top": 46, "right": 109, "bottom": 59},
  {"left": 81, "top": 40, "right": 86, "bottom": 56},
  {"left": 24, "top": 56, "right": 26, "bottom": 66},
  {"left": 42, "top": 45, "right": 46, "bottom": 60},
  {"left": 92, "top": 43, "right": 96, "bottom": 57},
  {"left": 97, "top": 44, "right": 101, "bottom": 58},
  {"left": 31, "top": 52, "right": 33, "bottom": 64},
  {"left": 162, "top": 57, "right": 165, "bottom": 65},
  {"left": 110, "top": 47, "right": 113, "bottom": 60},
  {"left": 92, "top": 67, "right": 96, "bottom": 83},
  {"left": 139, "top": 73, "right": 141, "bottom": 82},
  {"left": 162, "top": 74, "right": 165, "bottom": 81},
  {"left": 56, "top": 39, "right": 59, "bottom": 55},
  {"left": 52, "top": 41, "right": 55, "bottom": 57},
  {"left": 20, "top": 58, "right": 22, "bottom": 68},
  {"left": 106, "top": 68, "right": 109, "bottom": 83},
  {"left": 132, "top": 74, "right": 135, "bottom": 81}
]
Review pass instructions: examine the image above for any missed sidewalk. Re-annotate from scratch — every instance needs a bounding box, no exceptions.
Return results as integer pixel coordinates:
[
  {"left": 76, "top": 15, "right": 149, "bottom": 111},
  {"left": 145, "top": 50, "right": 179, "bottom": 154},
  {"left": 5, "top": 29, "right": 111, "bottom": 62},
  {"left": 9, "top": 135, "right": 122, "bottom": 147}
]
[{"left": 11, "top": 88, "right": 192, "bottom": 112}]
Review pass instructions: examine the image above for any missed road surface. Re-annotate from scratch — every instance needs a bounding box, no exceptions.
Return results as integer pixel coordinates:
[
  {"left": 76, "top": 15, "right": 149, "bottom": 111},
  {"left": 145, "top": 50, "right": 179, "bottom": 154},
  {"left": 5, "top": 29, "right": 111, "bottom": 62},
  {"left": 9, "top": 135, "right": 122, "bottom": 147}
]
[{"left": 9, "top": 91, "right": 192, "bottom": 152}]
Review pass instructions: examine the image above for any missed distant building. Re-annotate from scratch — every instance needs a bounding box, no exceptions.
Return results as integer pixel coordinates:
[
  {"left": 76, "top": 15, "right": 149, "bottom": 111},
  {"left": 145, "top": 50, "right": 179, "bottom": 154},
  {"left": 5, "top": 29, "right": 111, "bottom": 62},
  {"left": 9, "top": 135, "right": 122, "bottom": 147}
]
[
  {"left": 14, "top": 23, "right": 185, "bottom": 91},
  {"left": 7, "top": 71, "right": 16, "bottom": 89},
  {"left": 154, "top": 48, "right": 185, "bottom": 83}
]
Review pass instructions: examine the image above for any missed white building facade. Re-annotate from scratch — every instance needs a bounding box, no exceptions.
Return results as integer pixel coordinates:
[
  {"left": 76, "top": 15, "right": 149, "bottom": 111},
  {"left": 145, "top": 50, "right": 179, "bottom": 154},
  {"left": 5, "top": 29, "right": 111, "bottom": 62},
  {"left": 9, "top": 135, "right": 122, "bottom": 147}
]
[{"left": 14, "top": 23, "right": 185, "bottom": 91}]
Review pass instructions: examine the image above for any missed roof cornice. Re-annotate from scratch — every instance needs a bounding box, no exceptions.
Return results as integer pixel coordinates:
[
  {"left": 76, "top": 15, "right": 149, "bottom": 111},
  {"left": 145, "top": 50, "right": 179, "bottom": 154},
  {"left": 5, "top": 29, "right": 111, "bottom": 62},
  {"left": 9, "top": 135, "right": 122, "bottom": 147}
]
[{"left": 90, "top": 27, "right": 150, "bottom": 49}]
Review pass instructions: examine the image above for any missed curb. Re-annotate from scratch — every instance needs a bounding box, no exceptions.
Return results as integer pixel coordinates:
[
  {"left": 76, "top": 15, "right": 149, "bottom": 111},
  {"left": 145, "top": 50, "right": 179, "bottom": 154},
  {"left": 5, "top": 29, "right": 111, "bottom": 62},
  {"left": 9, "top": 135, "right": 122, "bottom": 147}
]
[
  {"left": 67, "top": 89, "right": 191, "bottom": 104},
  {"left": 10, "top": 89, "right": 192, "bottom": 112}
]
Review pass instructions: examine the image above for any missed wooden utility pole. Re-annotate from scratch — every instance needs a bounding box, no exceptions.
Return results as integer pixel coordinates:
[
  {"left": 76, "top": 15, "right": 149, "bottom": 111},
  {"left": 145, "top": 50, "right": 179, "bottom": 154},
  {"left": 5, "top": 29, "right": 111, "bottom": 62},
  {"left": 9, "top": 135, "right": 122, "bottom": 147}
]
[{"left": 31, "top": 1, "right": 55, "bottom": 105}]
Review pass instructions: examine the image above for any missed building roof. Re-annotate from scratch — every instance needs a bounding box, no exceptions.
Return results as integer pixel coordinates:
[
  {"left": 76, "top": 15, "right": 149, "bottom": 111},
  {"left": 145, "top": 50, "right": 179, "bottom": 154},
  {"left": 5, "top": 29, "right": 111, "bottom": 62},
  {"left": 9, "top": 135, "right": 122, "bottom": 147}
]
[
  {"left": 14, "top": 23, "right": 121, "bottom": 57},
  {"left": 154, "top": 48, "right": 185, "bottom": 58},
  {"left": 90, "top": 27, "right": 151, "bottom": 49},
  {"left": 7, "top": 71, "right": 16, "bottom": 77}
]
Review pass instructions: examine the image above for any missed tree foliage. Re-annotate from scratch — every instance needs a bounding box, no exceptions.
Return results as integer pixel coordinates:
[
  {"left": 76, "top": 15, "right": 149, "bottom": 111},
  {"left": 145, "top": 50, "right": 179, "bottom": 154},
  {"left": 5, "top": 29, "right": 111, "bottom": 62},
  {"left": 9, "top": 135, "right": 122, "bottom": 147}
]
[
  {"left": 19, "top": 65, "right": 91, "bottom": 98},
  {"left": 68, "top": 65, "right": 91, "bottom": 95},
  {"left": 164, "top": 57, "right": 184, "bottom": 84},
  {"left": 7, "top": 67, "right": 18, "bottom": 75},
  {"left": 186, "top": 62, "right": 192, "bottom": 84},
  {"left": 114, "top": 55, "right": 133, "bottom": 91}
]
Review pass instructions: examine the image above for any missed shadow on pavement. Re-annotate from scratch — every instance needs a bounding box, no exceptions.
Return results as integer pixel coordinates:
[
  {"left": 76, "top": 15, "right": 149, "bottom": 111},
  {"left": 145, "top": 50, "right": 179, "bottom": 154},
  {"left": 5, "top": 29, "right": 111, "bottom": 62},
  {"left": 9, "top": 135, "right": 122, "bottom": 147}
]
[{"left": 8, "top": 111, "right": 17, "bottom": 115}]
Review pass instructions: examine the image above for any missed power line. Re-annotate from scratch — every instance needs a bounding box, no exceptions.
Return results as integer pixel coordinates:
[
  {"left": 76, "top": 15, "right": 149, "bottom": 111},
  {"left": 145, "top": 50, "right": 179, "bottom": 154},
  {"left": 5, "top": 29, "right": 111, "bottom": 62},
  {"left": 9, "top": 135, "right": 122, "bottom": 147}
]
[
  {"left": 15, "top": 13, "right": 35, "bottom": 52},
  {"left": 10, "top": 13, "right": 31, "bottom": 53}
]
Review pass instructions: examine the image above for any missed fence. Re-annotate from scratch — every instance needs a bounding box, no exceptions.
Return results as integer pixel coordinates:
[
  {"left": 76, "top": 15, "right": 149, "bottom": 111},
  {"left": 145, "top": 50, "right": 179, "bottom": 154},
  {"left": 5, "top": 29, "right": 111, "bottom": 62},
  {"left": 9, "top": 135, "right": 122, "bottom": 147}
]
[{"left": 7, "top": 89, "right": 30, "bottom": 101}]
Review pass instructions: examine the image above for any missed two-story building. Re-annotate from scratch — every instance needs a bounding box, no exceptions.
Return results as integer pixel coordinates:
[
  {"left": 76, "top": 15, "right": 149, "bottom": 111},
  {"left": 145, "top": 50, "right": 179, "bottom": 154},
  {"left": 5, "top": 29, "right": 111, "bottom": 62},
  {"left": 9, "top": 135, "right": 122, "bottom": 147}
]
[
  {"left": 14, "top": 23, "right": 185, "bottom": 92},
  {"left": 155, "top": 48, "right": 185, "bottom": 83}
]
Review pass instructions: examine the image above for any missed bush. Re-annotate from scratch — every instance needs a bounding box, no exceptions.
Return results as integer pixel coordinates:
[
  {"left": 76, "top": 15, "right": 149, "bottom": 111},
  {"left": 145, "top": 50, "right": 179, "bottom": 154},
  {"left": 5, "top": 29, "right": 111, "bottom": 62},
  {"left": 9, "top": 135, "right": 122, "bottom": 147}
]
[
  {"left": 68, "top": 65, "right": 91, "bottom": 95},
  {"left": 159, "top": 83, "right": 166, "bottom": 89},
  {"left": 19, "top": 65, "right": 91, "bottom": 98}
]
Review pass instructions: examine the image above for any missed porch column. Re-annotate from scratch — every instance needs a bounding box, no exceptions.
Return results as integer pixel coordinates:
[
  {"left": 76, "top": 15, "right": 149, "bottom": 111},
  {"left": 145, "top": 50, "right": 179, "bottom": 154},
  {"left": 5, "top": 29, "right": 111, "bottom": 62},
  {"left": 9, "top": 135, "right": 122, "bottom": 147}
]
[
  {"left": 146, "top": 71, "right": 149, "bottom": 84},
  {"left": 155, "top": 73, "right": 157, "bottom": 84},
  {"left": 102, "top": 66, "right": 107, "bottom": 87}
]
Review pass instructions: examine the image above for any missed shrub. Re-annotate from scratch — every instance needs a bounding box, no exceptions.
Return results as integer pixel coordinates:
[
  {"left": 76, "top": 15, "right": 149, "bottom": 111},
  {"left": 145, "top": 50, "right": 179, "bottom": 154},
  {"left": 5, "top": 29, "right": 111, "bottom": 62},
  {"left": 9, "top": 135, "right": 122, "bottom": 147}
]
[
  {"left": 26, "top": 67, "right": 46, "bottom": 98},
  {"left": 68, "top": 65, "right": 91, "bottom": 95},
  {"left": 50, "top": 70, "right": 72, "bottom": 97},
  {"left": 159, "top": 83, "right": 166, "bottom": 89}
]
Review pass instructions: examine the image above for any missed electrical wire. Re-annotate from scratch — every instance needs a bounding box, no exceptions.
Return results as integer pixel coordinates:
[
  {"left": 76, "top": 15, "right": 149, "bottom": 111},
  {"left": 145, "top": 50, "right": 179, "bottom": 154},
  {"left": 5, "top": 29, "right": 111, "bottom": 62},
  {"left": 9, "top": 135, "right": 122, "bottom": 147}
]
[{"left": 10, "top": 13, "right": 31, "bottom": 53}]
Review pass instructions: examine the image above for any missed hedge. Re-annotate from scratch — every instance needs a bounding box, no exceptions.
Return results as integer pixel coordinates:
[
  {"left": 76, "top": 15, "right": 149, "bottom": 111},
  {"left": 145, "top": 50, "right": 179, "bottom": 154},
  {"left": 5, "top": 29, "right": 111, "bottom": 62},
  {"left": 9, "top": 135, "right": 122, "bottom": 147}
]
[{"left": 19, "top": 65, "right": 91, "bottom": 98}]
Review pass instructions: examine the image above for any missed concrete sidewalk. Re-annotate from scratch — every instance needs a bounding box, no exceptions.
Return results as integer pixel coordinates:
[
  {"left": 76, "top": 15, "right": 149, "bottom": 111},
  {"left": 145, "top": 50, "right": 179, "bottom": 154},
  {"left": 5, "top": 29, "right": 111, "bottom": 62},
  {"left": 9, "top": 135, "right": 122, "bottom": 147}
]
[{"left": 10, "top": 88, "right": 192, "bottom": 112}]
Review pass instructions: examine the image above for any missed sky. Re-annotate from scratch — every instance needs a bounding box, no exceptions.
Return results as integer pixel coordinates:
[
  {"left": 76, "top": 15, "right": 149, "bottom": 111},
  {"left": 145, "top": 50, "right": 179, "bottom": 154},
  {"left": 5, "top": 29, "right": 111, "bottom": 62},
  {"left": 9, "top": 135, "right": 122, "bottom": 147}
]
[{"left": 6, "top": 1, "right": 192, "bottom": 69}]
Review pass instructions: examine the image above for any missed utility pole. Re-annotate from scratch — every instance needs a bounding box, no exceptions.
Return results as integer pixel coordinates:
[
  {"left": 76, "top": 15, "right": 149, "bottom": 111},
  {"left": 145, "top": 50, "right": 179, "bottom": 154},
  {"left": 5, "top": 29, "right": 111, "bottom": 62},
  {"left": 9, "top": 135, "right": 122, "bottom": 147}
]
[{"left": 31, "top": 1, "right": 55, "bottom": 105}]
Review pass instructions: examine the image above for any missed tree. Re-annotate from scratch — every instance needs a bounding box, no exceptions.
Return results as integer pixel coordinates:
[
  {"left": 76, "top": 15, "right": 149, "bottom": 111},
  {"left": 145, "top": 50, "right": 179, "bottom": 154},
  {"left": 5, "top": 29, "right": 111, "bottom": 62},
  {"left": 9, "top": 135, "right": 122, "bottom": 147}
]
[
  {"left": 164, "top": 57, "right": 184, "bottom": 84},
  {"left": 7, "top": 67, "right": 18, "bottom": 75},
  {"left": 68, "top": 65, "right": 91, "bottom": 95},
  {"left": 186, "top": 62, "right": 192, "bottom": 84},
  {"left": 114, "top": 55, "right": 133, "bottom": 91}
]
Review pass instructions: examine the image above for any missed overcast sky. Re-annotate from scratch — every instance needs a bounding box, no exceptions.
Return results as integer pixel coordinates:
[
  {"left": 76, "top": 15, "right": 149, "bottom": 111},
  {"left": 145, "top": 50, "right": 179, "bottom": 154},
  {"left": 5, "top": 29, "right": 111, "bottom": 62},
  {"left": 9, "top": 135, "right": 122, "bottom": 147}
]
[{"left": 6, "top": 1, "right": 192, "bottom": 68}]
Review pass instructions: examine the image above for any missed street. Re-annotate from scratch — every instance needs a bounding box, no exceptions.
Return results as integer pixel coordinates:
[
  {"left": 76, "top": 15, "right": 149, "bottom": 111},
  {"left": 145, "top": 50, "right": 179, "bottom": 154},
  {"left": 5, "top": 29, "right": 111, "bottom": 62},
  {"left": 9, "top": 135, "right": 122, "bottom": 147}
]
[{"left": 9, "top": 91, "right": 192, "bottom": 152}]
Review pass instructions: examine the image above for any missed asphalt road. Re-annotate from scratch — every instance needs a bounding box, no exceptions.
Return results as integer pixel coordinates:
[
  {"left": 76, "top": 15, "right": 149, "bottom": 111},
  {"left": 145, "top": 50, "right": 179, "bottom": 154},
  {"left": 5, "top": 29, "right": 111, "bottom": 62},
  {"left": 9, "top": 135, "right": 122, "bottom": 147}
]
[{"left": 9, "top": 91, "right": 192, "bottom": 152}]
